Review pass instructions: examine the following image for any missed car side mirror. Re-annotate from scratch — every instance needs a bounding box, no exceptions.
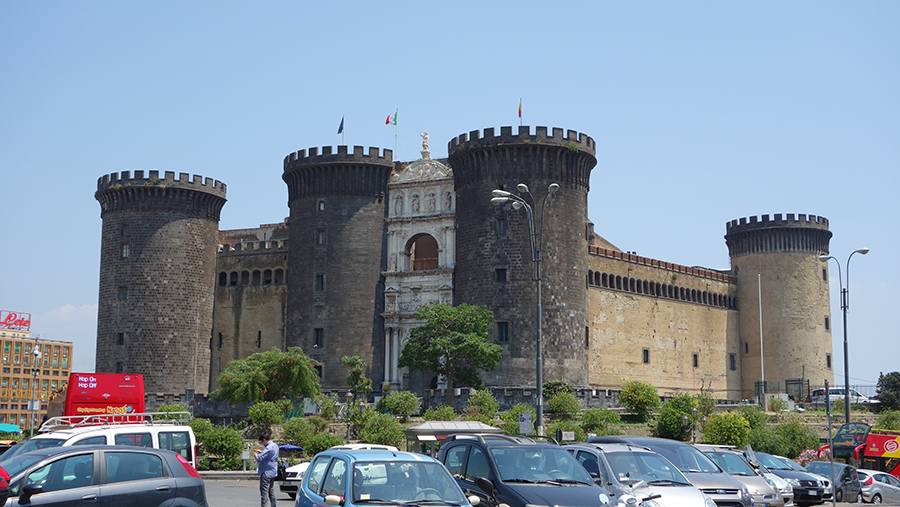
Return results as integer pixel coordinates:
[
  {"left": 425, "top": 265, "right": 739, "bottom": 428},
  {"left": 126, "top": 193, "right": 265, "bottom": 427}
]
[
  {"left": 21, "top": 483, "right": 43, "bottom": 502},
  {"left": 475, "top": 477, "right": 494, "bottom": 497},
  {"left": 324, "top": 494, "right": 344, "bottom": 506}
]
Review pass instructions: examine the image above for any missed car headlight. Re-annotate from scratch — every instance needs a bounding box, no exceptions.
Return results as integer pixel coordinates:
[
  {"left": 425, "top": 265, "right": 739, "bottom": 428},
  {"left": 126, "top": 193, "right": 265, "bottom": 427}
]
[
  {"left": 765, "top": 478, "right": 777, "bottom": 490},
  {"left": 641, "top": 501, "right": 661, "bottom": 507},
  {"left": 741, "top": 485, "right": 751, "bottom": 501},
  {"left": 703, "top": 493, "right": 718, "bottom": 507},
  {"left": 787, "top": 478, "right": 801, "bottom": 487},
  {"left": 782, "top": 483, "right": 793, "bottom": 493}
]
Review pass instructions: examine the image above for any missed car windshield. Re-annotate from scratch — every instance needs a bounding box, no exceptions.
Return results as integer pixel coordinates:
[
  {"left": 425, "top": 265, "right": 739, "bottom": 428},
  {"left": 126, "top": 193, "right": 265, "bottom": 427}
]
[
  {"left": 605, "top": 450, "right": 691, "bottom": 485},
  {"left": 491, "top": 447, "right": 593, "bottom": 484},
  {"left": 806, "top": 462, "right": 842, "bottom": 477},
  {"left": 755, "top": 453, "right": 790, "bottom": 471},
  {"left": 0, "top": 438, "right": 65, "bottom": 464},
  {"left": 642, "top": 441, "right": 721, "bottom": 474},
  {"left": 351, "top": 460, "right": 468, "bottom": 504},
  {"left": 704, "top": 452, "right": 757, "bottom": 476},
  {"left": 779, "top": 457, "right": 808, "bottom": 471}
]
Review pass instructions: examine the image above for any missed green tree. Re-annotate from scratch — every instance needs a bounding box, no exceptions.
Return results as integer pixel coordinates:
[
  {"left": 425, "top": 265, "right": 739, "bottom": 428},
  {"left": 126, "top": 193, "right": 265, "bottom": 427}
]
[
  {"left": 501, "top": 403, "right": 536, "bottom": 435},
  {"left": 876, "top": 409, "right": 900, "bottom": 430},
  {"left": 306, "top": 433, "right": 347, "bottom": 455},
  {"left": 695, "top": 391, "right": 716, "bottom": 418},
  {"left": 282, "top": 417, "right": 315, "bottom": 448},
  {"left": 398, "top": 303, "right": 502, "bottom": 405},
  {"left": 772, "top": 415, "right": 820, "bottom": 459},
  {"left": 316, "top": 392, "right": 339, "bottom": 420},
  {"left": 618, "top": 380, "right": 659, "bottom": 422},
  {"left": 580, "top": 407, "right": 620, "bottom": 435},
  {"left": 423, "top": 405, "right": 458, "bottom": 421},
  {"left": 211, "top": 347, "right": 321, "bottom": 404},
  {"left": 735, "top": 405, "right": 769, "bottom": 430},
  {"left": 548, "top": 392, "right": 581, "bottom": 421},
  {"left": 342, "top": 355, "right": 373, "bottom": 398},
  {"left": 249, "top": 401, "right": 284, "bottom": 427},
  {"left": 703, "top": 411, "right": 751, "bottom": 447},
  {"left": 463, "top": 389, "right": 499, "bottom": 426},
  {"left": 381, "top": 391, "right": 421, "bottom": 422},
  {"left": 358, "top": 413, "right": 405, "bottom": 448},
  {"left": 543, "top": 381, "right": 575, "bottom": 399},
  {"left": 655, "top": 394, "right": 696, "bottom": 441},
  {"left": 876, "top": 372, "right": 900, "bottom": 410}
]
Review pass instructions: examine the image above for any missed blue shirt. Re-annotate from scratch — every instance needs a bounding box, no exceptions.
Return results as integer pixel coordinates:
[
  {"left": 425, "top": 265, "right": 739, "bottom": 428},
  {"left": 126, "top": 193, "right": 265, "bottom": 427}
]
[{"left": 256, "top": 440, "right": 279, "bottom": 478}]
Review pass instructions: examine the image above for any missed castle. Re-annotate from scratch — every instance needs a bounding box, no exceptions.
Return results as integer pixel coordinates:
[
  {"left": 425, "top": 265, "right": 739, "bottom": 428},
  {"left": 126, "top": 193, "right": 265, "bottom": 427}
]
[{"left": 94, "top": 125, "right": 835, "bottom": 404}]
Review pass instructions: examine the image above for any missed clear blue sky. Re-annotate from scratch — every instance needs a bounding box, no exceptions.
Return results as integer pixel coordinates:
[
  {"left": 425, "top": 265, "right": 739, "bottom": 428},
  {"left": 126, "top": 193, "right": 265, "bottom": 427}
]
[{"left": 2, "top": 2, "right": 897, "bottom": 390}]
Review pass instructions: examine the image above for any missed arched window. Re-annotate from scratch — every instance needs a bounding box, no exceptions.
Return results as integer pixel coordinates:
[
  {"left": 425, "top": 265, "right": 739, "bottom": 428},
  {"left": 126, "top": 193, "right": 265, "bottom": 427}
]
[
  {"left": 274, "top": 268, "right": 284, "bottom": 284},
  {"left": 409, "top": 234, "right": 439, "bottom": 271},
  {"left": 241, "top": 271, "right": 250, "bottom": 285},
  {"left": 263, "top": 269, "right": 273, "bottom": 285},
  {"left": 229, "top": 271, "right": 238, "bottom": 286},
  {"left": 218, "top": 272, "right": 227, "bottom": 287},
  {"left": 615, "top": 276, "right": 622, "bottom": 290},
  {"left": 252, "top": 270, "right": 261, "bottom": 285},
  {"left": 602, "top": 273, "right": 608, "bottom": 287},
  {"left": 629, "top": 278, "right": 636, "bottom": 292}
]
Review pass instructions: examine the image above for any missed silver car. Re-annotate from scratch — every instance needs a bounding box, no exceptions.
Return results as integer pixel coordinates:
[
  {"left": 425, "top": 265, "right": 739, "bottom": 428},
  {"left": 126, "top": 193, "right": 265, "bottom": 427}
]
[
  {"left": 857, "top": 469, "right": 900, "bottom": 504},
  {"left": 696, "top": 446, "right": 784, "bottom": 507},
  {"left": 566, "top": 443, "right": 716, "bottom": 507}
]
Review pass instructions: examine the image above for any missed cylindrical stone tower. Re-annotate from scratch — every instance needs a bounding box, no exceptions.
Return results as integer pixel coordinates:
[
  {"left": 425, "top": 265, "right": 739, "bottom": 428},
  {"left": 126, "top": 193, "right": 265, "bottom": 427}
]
[
  {"left": 725, "top": 213, "right": 834, "bottom": 399},
  {"left": 282, "top": 145, "right": 395, "bottom": 389},
  {"left": 449, "top": 126, "right": 597, "bottom": 387},
  {"left": 95, "top": 170, "right": 226, "bottom": 395}
]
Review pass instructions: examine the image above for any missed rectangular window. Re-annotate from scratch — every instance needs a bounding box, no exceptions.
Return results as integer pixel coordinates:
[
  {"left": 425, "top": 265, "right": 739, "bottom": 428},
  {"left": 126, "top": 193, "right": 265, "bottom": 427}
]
[
  {"left": 585, "top": 327, "right": 590, "bottom": 349},
  {"left": 217, "top": 357, "right": 221, "bottom": 374},
  {"left": 822, "top": 268, "right": 827, "bottom": 281},
  {"left": 318, "top": 200, "right": 325, "bottom": 211},
  {"left": 496, "top": 219, "right": 507, "bottom": 235},
  {"left": 14, "top": 343, "right": 19, "bottom": 354},
  {"left": 316, "top": 230, "right": 326, "bottom": 245},
  {"left": 115, "top": 362, "right": 123, "bottom": 374},
  {"left": 495, "top": 268, "right": 507, "bottom": 282},
  {"left": 826, "top": 354, "right": 832, "bottom": 369},
  {"left": 121, "top": 243, "right": 129, "bottom": 258},
  {"left": 642, "top": 348, "right": 650, "bottom": 364},
  {"left": 729, "top": 353, "right": 737, "bottom": 371},
  {"left": 314, "top": 328, "right": 324, "bottom": 348},
  {"left": 692, "top": 353, "right": 699, "bottom": 368},
  {"left": 117, "top": 286, "right": 128, "bottom": 300},
  {"left": 825, "top": 316, "right": 830, "bottom": 331},
  {"left": 118, "top": 333, "right": 125, "bottom": 345},
  {"left": 122, "top": 224, "right": 130, "bottom": 237},
  {"left": 497, "top": 322, "right": 509, "bottom": 343},
  {"left": 257, "top": 331, "right": 261, "bottom": 348},
  {"left": 744, "top": 342, "right": 749, "bottom": 354},
  {"left": 218, "top": 333, "right": 223, "bottom": 349},
  {"left": 62, "top": 358, "right": 67, "bottom": 368},
  {"left": 315, "top": 274, "right": 325, "bottom": 291}
]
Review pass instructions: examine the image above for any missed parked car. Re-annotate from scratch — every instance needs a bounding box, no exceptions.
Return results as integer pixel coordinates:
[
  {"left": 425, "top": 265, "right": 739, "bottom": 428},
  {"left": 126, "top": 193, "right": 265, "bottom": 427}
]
[
  {"left": 857, "top": 468, "right": 900, "bottom": 504},
  {"left": 438, "top": 434, "right": 612, "bottom": 507},
  {"left": 0, "top": 421, "right": 197, "bottom": 468},
  {"left": 299, "top": 448, "right": 479, "bottom": 507},
  {"left": 0, "top": 465, "right": 9, "bottom": 505},
  {"left": 809, "top": 388, "right": 877, "bottom": 406},
  {"left": 588, "top": 436, "right": 751, "bottom": 507},
  {"left": 282, "top": 444, "right": 399, "bottom": 500},
  {"left": 805, "top": 461, "right": 862, "bottom": 503},
  {"left": 747, "top": 451, "right": 827, "bottom": 506},
  {"left": 695, "top": 445, "right": 784, "bottom": 507},
  {"left": 0, "top": 444, "right": 206, "bottom": 506},
  {"left": 564, "top": 442, "right": 715, "bottom": 507}
]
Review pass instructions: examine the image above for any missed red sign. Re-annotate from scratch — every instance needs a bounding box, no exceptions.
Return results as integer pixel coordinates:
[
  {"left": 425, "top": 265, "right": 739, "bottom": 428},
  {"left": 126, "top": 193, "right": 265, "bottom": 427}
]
[{"left": 0, "top": 311, "right": 31, "bottom": 330}]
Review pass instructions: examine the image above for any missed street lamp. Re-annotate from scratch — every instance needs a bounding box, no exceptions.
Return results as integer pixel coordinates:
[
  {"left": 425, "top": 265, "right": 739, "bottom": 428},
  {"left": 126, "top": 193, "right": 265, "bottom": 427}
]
[
  {"left": 491, "top": 182, "right": 560, "bottom": 435},
  {"left": 682, "top": 406, "right": 707, "bottom": 444},
  {"left": 29, "top": 336, "right": 41, "bottom": 438},
  {"left": 345, "top": 390, "right": 353, "bottom": 441},
  {"left": 819, "top": 248, "right": 870, "bottom": 425}
]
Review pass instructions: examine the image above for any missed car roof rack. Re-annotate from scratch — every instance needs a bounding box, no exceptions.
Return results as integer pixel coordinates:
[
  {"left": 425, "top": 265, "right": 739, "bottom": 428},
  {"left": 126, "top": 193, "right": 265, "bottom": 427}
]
[
  {"left": 38, "top": 411, "right": 192, "bottom": 433},
  {"left": 445, "top": 433, "right": 560, "bottom": 445}
]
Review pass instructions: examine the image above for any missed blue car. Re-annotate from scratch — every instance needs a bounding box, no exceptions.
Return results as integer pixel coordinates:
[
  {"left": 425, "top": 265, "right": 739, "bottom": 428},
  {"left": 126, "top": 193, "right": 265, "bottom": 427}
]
[{"left": 298, "top": 448, "right": 479, "bottom": 507}]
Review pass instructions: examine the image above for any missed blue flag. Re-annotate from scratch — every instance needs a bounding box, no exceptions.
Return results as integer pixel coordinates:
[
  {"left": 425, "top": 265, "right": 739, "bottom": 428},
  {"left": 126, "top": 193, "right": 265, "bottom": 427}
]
[{"left": 337, "top": 116, "right": 344, "bottom": 134}]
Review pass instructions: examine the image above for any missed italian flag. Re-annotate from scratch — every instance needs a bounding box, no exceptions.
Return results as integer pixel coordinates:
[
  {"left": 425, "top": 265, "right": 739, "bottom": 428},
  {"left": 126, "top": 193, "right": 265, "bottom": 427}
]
[{"left": 385, "top": 111, "right": 397, "bottom": 125}]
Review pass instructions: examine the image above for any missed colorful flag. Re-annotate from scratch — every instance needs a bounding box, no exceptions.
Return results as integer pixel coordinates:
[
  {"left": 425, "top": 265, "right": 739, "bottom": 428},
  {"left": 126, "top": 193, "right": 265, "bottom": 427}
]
[
  {"left": 518, "top": 99, "right": 522, "bottom": 119},
  {"left": 337, "top": 116, "right": 344, "bottom": 134},
  {"left": 385, "top": 111, "right": 397, "bottom": 125}
]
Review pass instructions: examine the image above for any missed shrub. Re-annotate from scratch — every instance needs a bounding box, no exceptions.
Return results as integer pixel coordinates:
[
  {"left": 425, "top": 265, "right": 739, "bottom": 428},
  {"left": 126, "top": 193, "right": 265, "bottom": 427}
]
[
  {"left": 876, "top": 410, "right": 900, "bottom": 431},
  {"left": 747, "top": 425, "right": 784, "bottom": 455},
  {"left": 695, "top": 391, "right": 716, "bottom": 418},
  {"left": 768, "top": 397, "right": 788, "bottom": 414},
  {"left": 581, "top": 407, "right": 620, "bottom": 435},
  {"left": 188, "top": 418, "right": 215, "bottom": 446},
  {"left": 548, "top": 392, "right": 581, "bottom": 421},
  {"left": 832, "top": 398, "right": 845, "bottom": 414},
  {"left": 249, "top": 401, "right": 284, "bottom": 427},
  {"left": 423, "top": 405, "right": 457, "bottom": 421},
  {"left": 618, "top": 381, "right": 659, "bottom": 422},
  {"left": 307, "top": 415, "right": 329, "bottom": 434},
  {"left": 797, "top": 448, "right": 830, "bottom": 467},
  {"left": 501, "top": 404, "right": 537, "bottom": 435},
  {"left": 316, "top": 392, "right": 339, "bottom": 420},
  {"left": 358, "top": 413, "right": 404, "bottom": 448},
  {"left": 463, "top": 390, "right": 499, "bottom": 425},
  {"left": 306, "top": 433, "right": 346, "bottom": 455},
  {"left": 547, "top": 420, "right": 586, "bottom": 442},
  {"left": 735, "top": 405, "right": 769, "bottom": 430},
  {"left": 655, "top": 394, "right": 695, "bottom": 441},
  {"left": 282, "top": 417, "right": 315, "bottom": 448},
  {"left": 703, "top": 411, "right": 751, "bottom": 447},
  {"left": 196, "top": 425, "right": 243, "bottom": 469},
  {"left": 382, "top": 391, "right": 421, "bottom": 422},
  {"left": 543, "top": 381, "right": 575, "bottom": 399},
  {"left": 772, "top": 415, "right": 821, "bottom": 459}
]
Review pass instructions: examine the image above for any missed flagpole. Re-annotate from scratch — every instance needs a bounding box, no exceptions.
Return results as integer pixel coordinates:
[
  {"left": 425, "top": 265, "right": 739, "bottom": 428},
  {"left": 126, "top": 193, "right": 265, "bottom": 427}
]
[
  {"left": 519, "top": 98, "right": 523, "bottom": 126},
  {"left": 394, "top": 109, "right": 398, "bottom": 161}
]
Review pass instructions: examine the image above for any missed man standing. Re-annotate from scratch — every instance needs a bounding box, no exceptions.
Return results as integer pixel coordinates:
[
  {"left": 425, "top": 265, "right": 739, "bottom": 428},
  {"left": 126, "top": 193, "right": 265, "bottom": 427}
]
[{"left": 255, "top": 433, "right": 279, "bottom": 507}]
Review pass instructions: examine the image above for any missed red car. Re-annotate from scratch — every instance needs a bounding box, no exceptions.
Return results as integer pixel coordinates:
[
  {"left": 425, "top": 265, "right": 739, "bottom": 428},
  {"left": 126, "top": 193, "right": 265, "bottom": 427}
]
[{"left": 0, "top": 464, "right": 10, "bottom": 505}]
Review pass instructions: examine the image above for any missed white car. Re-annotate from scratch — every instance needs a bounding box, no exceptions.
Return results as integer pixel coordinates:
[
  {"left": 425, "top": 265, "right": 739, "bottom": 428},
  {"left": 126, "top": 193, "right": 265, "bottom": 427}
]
[
  {"left": 279, "top": 443, "right": 398, "bottom": 500},
  {"left": 810, "top": 388, "right": 877, "bottom": 406}
]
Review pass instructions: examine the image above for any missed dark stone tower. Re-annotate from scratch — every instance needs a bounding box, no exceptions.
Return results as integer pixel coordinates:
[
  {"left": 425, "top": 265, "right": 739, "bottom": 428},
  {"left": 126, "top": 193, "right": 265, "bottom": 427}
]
[
  {"left": 282, "top": 146, "right": 394, "bottom": 388},
  {"left": 725, "top": 214, "right": 833, "bottom": 399},
  {"left": 449, "top": 126, "right": 597, "bottom": 387},
  {"left": 95, "top": 170, "right": 226, "bottom": 395}
]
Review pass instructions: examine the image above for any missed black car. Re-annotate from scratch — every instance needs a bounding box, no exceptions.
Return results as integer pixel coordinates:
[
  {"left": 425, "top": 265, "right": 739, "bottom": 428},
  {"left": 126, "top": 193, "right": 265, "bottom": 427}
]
[
  {"left": 438, "top": 434, "right": 611, "bottom": 507},
  {"left": 0, "top": 444, "right": 207, "bottom": 506},
  {"left": 749, "top": 451, "right": 828, "bottom": 506},
  {"left": 805, "top": 461, "right": 862, "bottom": 503}
]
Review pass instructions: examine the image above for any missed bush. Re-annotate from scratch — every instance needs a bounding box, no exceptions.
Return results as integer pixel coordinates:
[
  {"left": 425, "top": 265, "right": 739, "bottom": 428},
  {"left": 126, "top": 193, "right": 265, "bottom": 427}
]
[
  {"left": 195, "top": 425, "right": 244, "bottom": 469},
  {"left": 188, "top": 418, "right": 215, "bottom": 446},
  {"left": 695, "top": 391, "right": 716, "bottom": 418},
  {"left": 703, "top": 411, "right": 751, "bottom": 447},
  {"left": 548, "top": 392, "right": 581, "bottom": 421},
  {"left": 282, "top": 417, "right": 315, "bottom": 448},
  {"left": 735, "top": 405, "right": 769, "bottom": 430},
  {"left": 543, "top": 381, "right": 574, "bottom": 399},
  {"left": 501, "top": 404, "right": 537, "bottom": 435},
  {"left": 358, "top": 413, "right": 404, "bottom": 448},
  {"left": 768, "top": 397, "right": 788, "bottom": 414},
  {"left": 316, "top": 392, "right": 338, "bottom": 420},
  {"left": 249, "top": 401, "right": 284, "bottom": 427},
  {"left": 423, "top": 405, "right": 457, "bottom": 421},
  {"left": 655, "top": 394, "right": 695, "bottom": 441},
  {"left": 307, "top": 415, "right": 328, "bottom": 434},
  {"left": 463, "top": 390, "right": 499, "bottom": 425},
  {"left": 581, "top": 407, "right": 620, "bottom": 435},
  {"left": 773, "top": 415, "right": 821, "bottom": 459},
  {"left": 876, "top": 409, "right": 900, "bottom": 430},
  {"left": 747, "top": 425, "right": 783, "bottom": 455},
  {"left": 797, "top": 448, "right": 830, "bottom": 467},
  {"left": 306, "top": 433, "right": 346, "bottom": 455},
  {"left": 547, "top": 420, "right": 586, "bottom": 442},
  {"left": 618, "top": 381, "right": 659, "bottom": 422},
  {"left": 381, "top": 391, "right": 421, "bottom": 422}
]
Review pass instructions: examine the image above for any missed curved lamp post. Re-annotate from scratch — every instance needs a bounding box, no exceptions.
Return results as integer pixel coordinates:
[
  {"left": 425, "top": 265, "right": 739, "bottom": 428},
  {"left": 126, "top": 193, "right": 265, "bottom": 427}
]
[
  {"left": 491, "top": 182, "right": 559, "bottom": 435},
  {"left": 819, "top": 248, "right": 869, "bottom": 425}
]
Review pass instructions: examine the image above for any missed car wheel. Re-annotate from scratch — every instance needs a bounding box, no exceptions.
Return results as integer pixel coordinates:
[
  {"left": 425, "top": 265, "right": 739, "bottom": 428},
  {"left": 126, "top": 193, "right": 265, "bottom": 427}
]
[
  {"left": 856, "top": 492, "right": 863, "bottom": 503},
  {"left": 836, "top": 490, "right": 843, "bottom": 503},
  {"left": 871, "top": 494, "right": 881, "bottom": 504}
]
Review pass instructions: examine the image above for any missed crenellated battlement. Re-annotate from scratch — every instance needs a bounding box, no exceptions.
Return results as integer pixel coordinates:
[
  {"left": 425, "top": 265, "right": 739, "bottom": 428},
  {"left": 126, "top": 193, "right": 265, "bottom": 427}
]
[
  {"left": 589, "top": 246, "right": 735, "bottom": 283},
  {"left": 218, "top": 240, "right": 289, "bottom": 256},
  {"left": 726, "top": 213, "right": 829, "bottom": 232},
  {"left": 447, "top": 125, "right": 596, "bottom": 156},
  {"left": 96, "top": 170, "right": 226, "bottom": 197},
  {"left": 283, "top": 145, "right": 393, "bottom": 170}
]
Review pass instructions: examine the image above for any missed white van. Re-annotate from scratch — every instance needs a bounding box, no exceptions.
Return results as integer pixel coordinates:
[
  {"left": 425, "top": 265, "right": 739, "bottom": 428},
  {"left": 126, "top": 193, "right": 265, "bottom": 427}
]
[{"left": 0, "top": 412, "right": 197, "bottom": 468}]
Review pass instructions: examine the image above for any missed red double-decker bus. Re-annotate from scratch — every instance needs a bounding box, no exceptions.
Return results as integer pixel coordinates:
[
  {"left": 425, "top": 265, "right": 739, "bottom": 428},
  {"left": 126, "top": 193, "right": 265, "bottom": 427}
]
[
  {"left": 45, "top": 373, "right": 145, "bottom": 426},
  {"left": 820, "top": 422, "right": 900, "bottom": 478}
]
